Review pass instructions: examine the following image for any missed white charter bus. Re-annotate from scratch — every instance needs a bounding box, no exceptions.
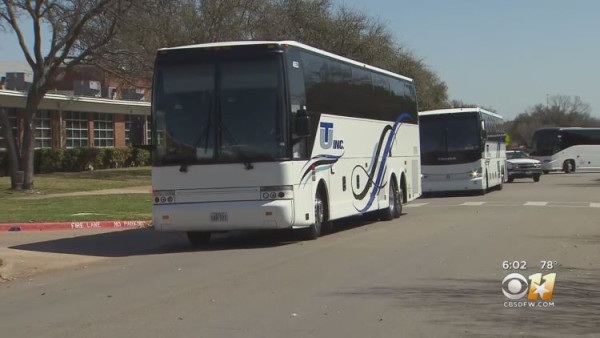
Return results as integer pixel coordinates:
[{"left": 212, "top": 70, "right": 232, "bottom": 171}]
[
  {"left": 419, "top": 108, "right": 506, "bottom": 194},
  {"left": 143, "top": 41, "right": 422, "bottom": 245},
  {"left": 530, "top": 127, "right": 600, "bottom": 173}
]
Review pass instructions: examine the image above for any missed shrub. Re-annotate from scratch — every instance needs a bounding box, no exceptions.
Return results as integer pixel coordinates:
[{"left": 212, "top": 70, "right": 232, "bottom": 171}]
[
  {"left": 62, "top": 148, "right": 82, "bottom": 172},
  {"left": 35, "top": 148, "right": 64, "bottom": 173},
  {"left": 79, "top": 147, "right": 103, "bottom": 170},
  {"left": 128, "top": 147, "right": 150, "bottom": 166},
  {"left": 103, "top": 147, "right": 130, "bottom": 168}
]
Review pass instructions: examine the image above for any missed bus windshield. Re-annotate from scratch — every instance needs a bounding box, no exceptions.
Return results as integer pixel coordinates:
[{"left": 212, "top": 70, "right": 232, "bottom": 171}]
[
  {"left": 152, "top": 53, "right": 287, "bottom": 166},
  {"left": 420, "top": 113, "right": 481, "bottom": 165},
  {"left": 530, "top": 129, "right": 560, "bottom": 156}
]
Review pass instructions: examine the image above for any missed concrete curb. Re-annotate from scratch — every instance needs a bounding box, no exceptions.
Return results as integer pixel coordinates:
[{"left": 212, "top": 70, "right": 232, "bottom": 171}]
[{"left": 0, "top": 220, "right": 152, "bottom": 232}]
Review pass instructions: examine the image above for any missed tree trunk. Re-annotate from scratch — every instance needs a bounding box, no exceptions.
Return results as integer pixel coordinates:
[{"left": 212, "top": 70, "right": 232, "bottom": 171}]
[
  {"left": 20, "top": 90, "right": 45, "bottom": 191},
  {"left": 0, "top": 108, "right": 22, "bottom": 190},
  {"left": 20, "top": 116, "right": 36, "bottom": 190}
]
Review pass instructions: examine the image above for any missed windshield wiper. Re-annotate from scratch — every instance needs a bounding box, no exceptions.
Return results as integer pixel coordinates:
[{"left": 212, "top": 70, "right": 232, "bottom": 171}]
[{"left": 220, "top": 123, "right": 254, "bottom": 170}]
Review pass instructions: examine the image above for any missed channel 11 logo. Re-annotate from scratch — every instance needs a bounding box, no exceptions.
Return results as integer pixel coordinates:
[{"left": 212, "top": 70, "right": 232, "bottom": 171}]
[{"left": 502, "top": 273, "right": 556, "bottom": 308}]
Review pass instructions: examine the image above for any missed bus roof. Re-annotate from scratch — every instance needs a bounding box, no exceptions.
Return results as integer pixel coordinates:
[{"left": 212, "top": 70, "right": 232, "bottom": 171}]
[
  {"left": 418, "top": 107, "right": 503, "bottom": 120},
  {"left": 535, "top": 127, "right": 600, "bottom": 132},
  {"left": 158, "top": 40, "right": 413, "bottom": 83}
]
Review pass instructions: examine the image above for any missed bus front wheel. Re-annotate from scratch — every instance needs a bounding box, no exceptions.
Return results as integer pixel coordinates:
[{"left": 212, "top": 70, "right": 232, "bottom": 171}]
[
  {"left": 300, "top": 190, "right": 327, "bottom": 240},
  {"left": 563, "top": 160, "right": 575, "bottom": 173}
]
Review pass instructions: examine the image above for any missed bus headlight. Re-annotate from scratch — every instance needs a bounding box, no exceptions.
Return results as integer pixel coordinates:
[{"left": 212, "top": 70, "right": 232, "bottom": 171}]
[
  {"left": 260, "top": 185, "right": 294, "bottom": 200},
  {"left": 153, "top": 190, "right": 175, "bottom": 204},
  {"left": 507, "top": 162, "right": 514, "bottom": 170},
  {"left": 470, "top": 167, "right": 483, "bottom": 178}
]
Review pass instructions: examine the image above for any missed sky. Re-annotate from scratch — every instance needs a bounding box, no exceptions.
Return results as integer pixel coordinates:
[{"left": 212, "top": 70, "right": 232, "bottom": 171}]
[
  {"left": 1, "top": 1, "right": 600, "bottom": 120},
  {"left": 334, "top": 0, "right": 600, "bottom": 119}
]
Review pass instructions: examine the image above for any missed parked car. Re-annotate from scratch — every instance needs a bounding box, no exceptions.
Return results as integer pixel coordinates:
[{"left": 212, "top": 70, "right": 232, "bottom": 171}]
[{"left": 506, "top": 150, "right": 542, "bottom": 182}]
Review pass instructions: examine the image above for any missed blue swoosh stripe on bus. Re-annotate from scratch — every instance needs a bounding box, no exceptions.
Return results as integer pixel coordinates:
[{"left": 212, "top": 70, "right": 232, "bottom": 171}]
[
  {"left": 356, "top": 113, "right": 411, "bottom": 212},
  {"left": 300, "top": 153, "right": 344, "bottom": 182}
]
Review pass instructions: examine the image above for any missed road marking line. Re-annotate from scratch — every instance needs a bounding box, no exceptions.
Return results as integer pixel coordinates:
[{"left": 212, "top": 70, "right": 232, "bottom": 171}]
[
  {"left": 525, "top": 201, "right": 548, "bottom": 206},
  {"left": 404, "top": 203, "right": 428, "bottom": 208},
  {"left": 591, "top": 203, "right": 600, "bottom": 208},
  {"left": 460, "top": 202, "right": 486, "bottom": 206}
]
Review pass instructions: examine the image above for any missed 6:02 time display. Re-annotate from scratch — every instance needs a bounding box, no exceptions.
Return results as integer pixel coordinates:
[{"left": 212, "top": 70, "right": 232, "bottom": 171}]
[{"left": 502, "top": 260, "right": 527, "bottom": 270}]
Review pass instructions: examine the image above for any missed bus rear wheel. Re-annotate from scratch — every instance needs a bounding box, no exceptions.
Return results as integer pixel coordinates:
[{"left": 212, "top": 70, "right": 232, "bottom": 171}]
[{"left": 379, "top": 179, "right": 402, "bottom": 221}]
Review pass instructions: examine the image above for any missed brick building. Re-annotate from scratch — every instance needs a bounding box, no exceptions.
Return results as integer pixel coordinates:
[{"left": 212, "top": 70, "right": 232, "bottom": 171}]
[{"left": 0, "top": 65, "right": 151, "bottom": 151}]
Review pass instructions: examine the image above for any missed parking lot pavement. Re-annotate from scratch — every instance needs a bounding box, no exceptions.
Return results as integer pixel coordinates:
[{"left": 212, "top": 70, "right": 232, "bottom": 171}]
[
  {"left": 0, "top": 230, "right": 117, "bottom": 281},
  {"left": 0, "top": 173, "right": 598, "bottom": 337}
]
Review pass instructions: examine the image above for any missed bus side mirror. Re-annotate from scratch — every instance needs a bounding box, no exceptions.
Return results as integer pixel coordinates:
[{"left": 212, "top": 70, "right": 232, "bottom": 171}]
[{"left": 295, "top": 109, "right": 311, "bottom": 137}]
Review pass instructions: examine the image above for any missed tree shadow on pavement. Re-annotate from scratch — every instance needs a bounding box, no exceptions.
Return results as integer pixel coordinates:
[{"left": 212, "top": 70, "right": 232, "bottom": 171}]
[
  {"left": 8, "top": 228, "right": 298, "bottom": 257},
  {"left": 331, "top": 276, "right": 600, "bottom": 337},
  {"left": 8, "top": 213, "right": 389, "bottom": 257}
]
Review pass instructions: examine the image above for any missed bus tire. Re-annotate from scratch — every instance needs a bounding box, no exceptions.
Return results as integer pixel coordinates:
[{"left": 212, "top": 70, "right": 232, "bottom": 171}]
[
  {"left": 563, "top": 160, "right": 575, "bottom": 173},
  {"left": 379, "top": 178, "right": 401, "bottom": 221},
  {"left": 497, "top": 168, "right": 504, "bottom": 190},
  {"left": 479, "top": 173, "right": 488, "bottom": 195},
  {"left": 533, "top": 175, "right": 540, "bottom": 182},
  {"left": 187, "top": 231, "right": 211, "bottom": 247},
  {"left": 301, "top": 189, "right": 326, "bottom": 240}
]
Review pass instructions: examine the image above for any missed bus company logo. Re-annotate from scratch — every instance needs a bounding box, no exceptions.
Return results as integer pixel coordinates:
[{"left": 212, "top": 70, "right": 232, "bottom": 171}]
[
  {"left": 319, "top": 122, "right": 344, "bottom": 150},
  {"left": 502, "top": 272, "right": 556, "bottom": 308}
]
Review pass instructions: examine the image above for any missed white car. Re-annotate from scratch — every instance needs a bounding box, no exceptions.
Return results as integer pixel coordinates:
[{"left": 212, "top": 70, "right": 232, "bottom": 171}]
[{"left": 506, "top": 150, "right": 542, "bottom": 182}]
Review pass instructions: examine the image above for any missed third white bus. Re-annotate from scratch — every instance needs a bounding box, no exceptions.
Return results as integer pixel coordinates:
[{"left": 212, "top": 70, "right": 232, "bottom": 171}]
[{"left": 530, "top": 127, "right": 600, "bottom": 173}]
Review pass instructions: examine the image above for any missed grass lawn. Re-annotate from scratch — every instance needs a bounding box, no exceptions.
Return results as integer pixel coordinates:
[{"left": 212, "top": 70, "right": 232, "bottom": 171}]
[
  {"left": 0, "top": 167, "right": 152, "bottom": 223},
  {"left": 0, "top": 167, "right": 150, "bottom": 197}
]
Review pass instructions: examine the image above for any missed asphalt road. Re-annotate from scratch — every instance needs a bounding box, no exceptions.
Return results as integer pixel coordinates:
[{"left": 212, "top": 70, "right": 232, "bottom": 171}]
[{"left": 1, "top": 173, "right": 599, "bottom": 337}]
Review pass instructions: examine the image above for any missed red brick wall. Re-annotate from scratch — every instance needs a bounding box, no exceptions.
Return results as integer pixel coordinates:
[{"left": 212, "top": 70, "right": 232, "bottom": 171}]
[{"left": 114, "top": 114, "right": 125, "bottom": 147}]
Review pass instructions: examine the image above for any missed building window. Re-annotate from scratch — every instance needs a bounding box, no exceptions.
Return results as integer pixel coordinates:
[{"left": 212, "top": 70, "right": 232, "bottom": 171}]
[
  {"left": 35, "top": 110, "right": 52, "bottom": 149},
  {"left": 65, "top": 111, "right": 89, "bottom": 148},
  {"left": 125, "top": 115, "right": 149, "bottom": 145},
  {"left": 147, "top": 119, "right": 152, "bottom": 145},
  {"left": 93, "top": 113, "right": 114, "bottom": 147},
  {"left": 0, "top": 109, "right": 18, "bottom": 150}
]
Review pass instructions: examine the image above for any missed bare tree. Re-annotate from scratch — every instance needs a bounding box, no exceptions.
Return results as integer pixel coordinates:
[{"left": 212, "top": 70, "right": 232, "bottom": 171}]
[
  {"left": 0, "top": 0, "right": 131, "bottom": 190},
  {"left": 507, "top": 95, "right": 598, "bottom": 146}
]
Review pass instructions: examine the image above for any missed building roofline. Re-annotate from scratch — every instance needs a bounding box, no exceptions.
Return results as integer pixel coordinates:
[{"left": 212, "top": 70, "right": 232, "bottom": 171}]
[{"left": 0, "top": 89, "right": 150, "bottom": 115}]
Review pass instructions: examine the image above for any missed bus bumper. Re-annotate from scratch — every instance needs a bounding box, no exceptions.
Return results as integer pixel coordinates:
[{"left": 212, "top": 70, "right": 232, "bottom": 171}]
[
  {"left": 153, "top": 200, "right": 294, "bottom": 232},
  {"left": 540, "top": 160, "right": 559, "bottom": 171},
  {"left": 421, "top": 176, "right": 484, "bottom": 193}
]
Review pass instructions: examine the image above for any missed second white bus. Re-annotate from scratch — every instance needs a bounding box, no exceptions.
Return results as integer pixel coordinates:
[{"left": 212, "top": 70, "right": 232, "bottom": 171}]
[{"left": 419, "top": 108, "right": 506, "bottom": 194}]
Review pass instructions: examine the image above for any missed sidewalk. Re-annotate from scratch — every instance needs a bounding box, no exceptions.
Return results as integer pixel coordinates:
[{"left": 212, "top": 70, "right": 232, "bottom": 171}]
[
  {"left": 16, "top": 185, "right": 152, "bottom": 199},
  {"left": 1, "top": 186, "right": 152, "bottom": 231}
]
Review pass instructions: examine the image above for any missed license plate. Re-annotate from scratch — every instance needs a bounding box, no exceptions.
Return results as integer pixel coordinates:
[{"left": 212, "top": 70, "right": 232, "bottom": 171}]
[
  {"left": 210, "top": 212, "right": 228, "bottom": 222},
  {"left": 525, "top": 171, "right": 532, "bottom": 175}
]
